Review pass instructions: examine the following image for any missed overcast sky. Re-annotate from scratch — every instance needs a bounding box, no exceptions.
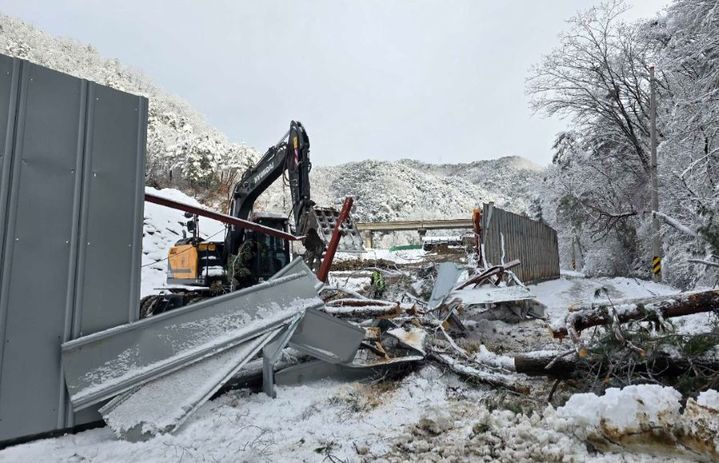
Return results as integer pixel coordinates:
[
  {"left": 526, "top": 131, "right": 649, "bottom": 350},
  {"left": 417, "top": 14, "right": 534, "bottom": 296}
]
[{"left": 1, "top": 0, "right": 666, "bottom": 166}]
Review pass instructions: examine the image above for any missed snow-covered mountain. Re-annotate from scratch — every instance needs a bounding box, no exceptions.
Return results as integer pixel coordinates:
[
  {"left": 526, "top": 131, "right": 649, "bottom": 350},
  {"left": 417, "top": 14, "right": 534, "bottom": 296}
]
[
  {"left": 257, "top": 156, "right": 545, "bottom": 223},
  {"left": 0, "top": 14, "right": 258, "bottom": 194}
]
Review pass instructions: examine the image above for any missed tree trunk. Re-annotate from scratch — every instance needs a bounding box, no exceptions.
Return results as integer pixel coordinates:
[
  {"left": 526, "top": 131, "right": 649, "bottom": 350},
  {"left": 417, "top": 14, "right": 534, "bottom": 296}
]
[{"left": 552, "top": 290, "right": 719, "bottom": 339}]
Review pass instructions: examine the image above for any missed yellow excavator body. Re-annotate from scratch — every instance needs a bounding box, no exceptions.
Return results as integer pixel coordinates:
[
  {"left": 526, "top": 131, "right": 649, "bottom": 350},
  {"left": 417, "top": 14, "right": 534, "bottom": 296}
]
[{"left": 167, "top": 244, "right": 199, "bottom": 280}]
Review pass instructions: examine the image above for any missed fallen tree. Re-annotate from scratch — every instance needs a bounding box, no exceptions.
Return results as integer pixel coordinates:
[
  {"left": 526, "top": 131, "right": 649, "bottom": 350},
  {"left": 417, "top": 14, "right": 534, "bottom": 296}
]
[
  {"left": 515, "top": 350, "right": 719, "bottom": 376},
  {"left": 322, "top": 298, "right": 416, "bottom": 318},
  {"left": 552, "top": 290, "right": 719, "bottom": 340}
]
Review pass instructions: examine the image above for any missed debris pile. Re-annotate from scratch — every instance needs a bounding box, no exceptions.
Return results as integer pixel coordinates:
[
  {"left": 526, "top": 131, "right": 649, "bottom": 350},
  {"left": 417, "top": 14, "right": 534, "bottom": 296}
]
[{"left": 308, "top": 258, "right": 544, "bottom": 393}]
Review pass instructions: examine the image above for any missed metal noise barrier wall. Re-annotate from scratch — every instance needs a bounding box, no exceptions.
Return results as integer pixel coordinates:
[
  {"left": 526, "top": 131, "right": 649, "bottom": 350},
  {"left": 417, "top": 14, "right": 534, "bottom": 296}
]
[
  {"left": 0, "top": 54, "right": 147, "bottom": 444},
  {"left": 481, "top": 203, "right": 560, "bottom": 284}
]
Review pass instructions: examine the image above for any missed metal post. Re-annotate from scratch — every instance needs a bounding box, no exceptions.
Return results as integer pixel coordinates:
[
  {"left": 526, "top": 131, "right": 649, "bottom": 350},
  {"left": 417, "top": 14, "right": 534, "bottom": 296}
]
[
  {"left": 317, "top": 196, "right": 354, "bottom": 282},
  {"left": 649, "top": 64, "right": 662, "bottom": 281}
]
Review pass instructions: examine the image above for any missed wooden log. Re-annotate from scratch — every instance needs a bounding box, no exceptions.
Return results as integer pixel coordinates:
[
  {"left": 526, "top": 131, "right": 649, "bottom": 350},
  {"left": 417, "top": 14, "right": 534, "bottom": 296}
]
[
  {"left": 514, "top": 350, "right": 578, "bottom": 377},
  {"left": 323, "top": 298, "right": 408, "bottom": 318},
  {"left": 552, "top": 290, "right": 719, "bottom": 340}
]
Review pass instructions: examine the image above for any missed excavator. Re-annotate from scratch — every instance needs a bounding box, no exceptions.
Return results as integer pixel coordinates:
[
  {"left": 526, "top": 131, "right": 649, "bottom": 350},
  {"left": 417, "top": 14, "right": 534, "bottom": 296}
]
[{"left": 139, "top": 121, "right": 363, "bottom": 318}]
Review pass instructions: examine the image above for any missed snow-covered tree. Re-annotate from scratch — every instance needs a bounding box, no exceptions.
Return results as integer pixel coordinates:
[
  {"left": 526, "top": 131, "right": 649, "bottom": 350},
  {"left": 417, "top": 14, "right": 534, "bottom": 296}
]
[
  {"left": 0, "top": 15, "right": 258, "bottom": 207},
  {"left": 532, "top": 0, "right": 719, "bottom": 287}
]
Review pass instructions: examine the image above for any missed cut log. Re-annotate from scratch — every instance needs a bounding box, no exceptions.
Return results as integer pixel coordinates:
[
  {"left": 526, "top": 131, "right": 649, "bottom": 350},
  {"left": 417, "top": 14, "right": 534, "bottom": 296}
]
[
  {"left": 322, "top": 299, "right": 409, "bottom": 318},
  {"left": 514, "top": 350, "right": 578, "bottom": 377},
  {"left": 552, "top": 290, "right": 719, "bottom": 340}
]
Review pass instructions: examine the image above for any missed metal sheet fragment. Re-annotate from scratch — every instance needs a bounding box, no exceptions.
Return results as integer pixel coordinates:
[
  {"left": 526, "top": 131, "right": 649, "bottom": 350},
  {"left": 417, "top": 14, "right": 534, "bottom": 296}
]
[
  {"left": 62, "top": 271, "right": 322, "bottom": 410},
  {"left": 289, "top": 308, "right": 365, "bottom": 364},
  {"left": 428, "top": 262, "right": 463, "bottom": 309},
  {"left": 450, "top": 285, "right": 535, "bottom": 305},
  {"left": 100, "top": 327, "right": 285, "bottom": 441}
]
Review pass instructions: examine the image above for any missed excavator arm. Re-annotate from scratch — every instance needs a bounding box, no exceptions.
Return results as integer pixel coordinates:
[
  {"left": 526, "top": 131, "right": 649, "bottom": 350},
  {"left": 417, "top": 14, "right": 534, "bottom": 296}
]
[{"left": 226, "top": 121, "right": 319, "bottom": 258}]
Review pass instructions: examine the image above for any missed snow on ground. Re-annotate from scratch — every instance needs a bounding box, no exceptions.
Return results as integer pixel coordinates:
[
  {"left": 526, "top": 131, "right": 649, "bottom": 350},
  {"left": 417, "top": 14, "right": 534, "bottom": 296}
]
[
  {"left": 528, "top": 272, "right": 715, "bottom": 335},
  {"left": 7, "top": 363, "right": 710, "bottom": 462},
  {"left": 0, "top": 367, "right": 453, "bottom": 462},
  {"left": 3, "top": 251, "right": 717, "bottom": 461},
  {"left": 141, "top": 187, "right": 225, "bottom": 297},
  {"left": 528, "top": 273, "right": 679, "bottom": 325}
]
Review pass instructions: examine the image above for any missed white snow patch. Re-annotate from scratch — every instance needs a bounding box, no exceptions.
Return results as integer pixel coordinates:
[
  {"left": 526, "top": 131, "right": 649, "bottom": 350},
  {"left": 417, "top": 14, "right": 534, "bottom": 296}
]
[
  {"left": 0, "top": 366, "right": 450, "bottom": 462},
  {"left": 556, "top": 384, "right": 682, "bottom": 432},
  {"left": 697, "top": 389, "right": 719, "bottom": 410}
]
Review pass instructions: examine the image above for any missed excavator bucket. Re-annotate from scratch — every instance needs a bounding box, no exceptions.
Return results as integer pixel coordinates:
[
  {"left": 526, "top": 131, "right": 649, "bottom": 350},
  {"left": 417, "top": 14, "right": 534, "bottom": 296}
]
[{"left": 311, "top": 206, "right": 365, "bottom": 253}]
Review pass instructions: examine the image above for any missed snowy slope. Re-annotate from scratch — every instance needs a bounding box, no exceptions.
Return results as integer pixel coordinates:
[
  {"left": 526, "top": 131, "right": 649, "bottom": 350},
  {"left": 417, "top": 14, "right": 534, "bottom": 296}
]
[{"left": 256, "top": 156, "right": 545, "bottom": 223}]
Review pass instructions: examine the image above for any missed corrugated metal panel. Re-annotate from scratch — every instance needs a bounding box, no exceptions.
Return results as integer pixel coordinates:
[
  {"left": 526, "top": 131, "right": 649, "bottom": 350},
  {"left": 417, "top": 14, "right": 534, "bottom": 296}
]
[
  {"left": 0, "top": 55, "right": 148, "bottom": 443},
  {"left": 481, "top": 204, "right": 560, "bottom": 284},
  {"left": 0, "top": 61, "right": 87, "bottom": 441},
  {"left": 0, "top": 56, "right": 20, "bottom": 280},
  {"left": 73, "top": 83, "right": 146, "bottom": 336}
]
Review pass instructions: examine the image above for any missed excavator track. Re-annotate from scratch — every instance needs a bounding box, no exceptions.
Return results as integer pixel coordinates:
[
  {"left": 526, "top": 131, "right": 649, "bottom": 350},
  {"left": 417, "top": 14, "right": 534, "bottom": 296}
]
[{"left": 139, "top": 293, "right": 209, "bottom": 319}]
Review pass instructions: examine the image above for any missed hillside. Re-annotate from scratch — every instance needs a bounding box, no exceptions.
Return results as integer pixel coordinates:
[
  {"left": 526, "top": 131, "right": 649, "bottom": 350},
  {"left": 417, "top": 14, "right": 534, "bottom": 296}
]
[
  {"left": 0, "top": 14, "right": 258, "bottom": 198},
  {"left": 257, "top": 156, "right": 545, "bottom": 223},
  {"left": 0, "top": 15, "right": 545, "bottom": 233}
]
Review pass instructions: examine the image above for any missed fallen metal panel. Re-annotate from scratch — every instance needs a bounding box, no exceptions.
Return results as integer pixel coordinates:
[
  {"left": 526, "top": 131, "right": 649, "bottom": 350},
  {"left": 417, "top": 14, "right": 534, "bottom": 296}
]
[
  {"left": 100, "top": 327, "right": 285, "bottom": 441},
  {"left": 275, "top": 354, "right": 423, "bottom": 386},
  {"left": 289, "top": 308, "right": 365, "bottom": 364},
  {"left": 450, "top": 286, "right": 535, "bottom": 305},
  {"left": 275, "top": 359, "right": 380, "bottom": 386},
  {"left": 62, "top": 271, "right": 323, "bottom": 410},
  {"left": 262, "top": 317, "right": 302, "bottom": 398},
  {"left": 270, "top": 257, "right": 323, "bottom": 290},
  {"left": 428, "top": 262, "right": 463, "bottom": 309},
  {"left": 0, "top": 62, "right": 88, "bottom": 441}
]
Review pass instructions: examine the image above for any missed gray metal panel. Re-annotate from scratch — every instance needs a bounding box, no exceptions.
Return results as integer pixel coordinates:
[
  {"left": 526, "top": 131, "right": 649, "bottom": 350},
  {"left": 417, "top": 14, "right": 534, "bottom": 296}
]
[
  {"left": 0, "top": 62, "right": 87, "bottom": 441},
  {"left": 0, "top": 56, "right": 21, "bottom": 386},
  {"left": 0, "top": 55, "right": 20, "bottom": 286},
  {"left": 289, "top": 308, "right": 364, "bottom": 364},
  {"left": 62, "top": 272, "right": 323, "bottom": 410},
  {"left": 270, "top": 257, "right": 323, "bottom": 290},
  {"left": 100, "top": 327, "right": 283, "bottom": 440},
  {"left": 481, "top": 204, "right": 560, "bottom": 284},
  {"left": 73, "top": 83, "right": 147, "bottom": 336},
  {"left": 428, "top": 262, "right": 462, "bottom": 309}
]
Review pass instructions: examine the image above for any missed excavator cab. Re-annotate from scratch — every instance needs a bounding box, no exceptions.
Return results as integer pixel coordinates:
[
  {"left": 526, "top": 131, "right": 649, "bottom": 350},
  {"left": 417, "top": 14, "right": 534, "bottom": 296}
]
[{"left": 236, "top": 212, "right": 291, "bottom": 286}]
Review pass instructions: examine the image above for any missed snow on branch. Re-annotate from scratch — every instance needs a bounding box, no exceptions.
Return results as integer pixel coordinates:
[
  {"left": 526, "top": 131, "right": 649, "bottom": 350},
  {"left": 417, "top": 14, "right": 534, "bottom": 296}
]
[
  {"left": 652, "top": 211, "right": 698, "bottom": 237},
  {"left": 687, "top": 259, "right": 719, "bottom": 269}
]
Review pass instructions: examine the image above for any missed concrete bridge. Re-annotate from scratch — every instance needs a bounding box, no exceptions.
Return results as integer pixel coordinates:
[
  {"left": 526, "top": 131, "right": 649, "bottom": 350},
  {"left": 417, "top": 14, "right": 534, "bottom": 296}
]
[{"left": 354, "top": 219, "right": 473, "bottom": 248}]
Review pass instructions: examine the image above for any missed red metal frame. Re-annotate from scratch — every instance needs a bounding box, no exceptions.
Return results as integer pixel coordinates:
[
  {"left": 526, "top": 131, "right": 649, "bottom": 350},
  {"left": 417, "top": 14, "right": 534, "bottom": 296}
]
[{"left": 316, "top": 197, "right": 354, "bottom": 282}]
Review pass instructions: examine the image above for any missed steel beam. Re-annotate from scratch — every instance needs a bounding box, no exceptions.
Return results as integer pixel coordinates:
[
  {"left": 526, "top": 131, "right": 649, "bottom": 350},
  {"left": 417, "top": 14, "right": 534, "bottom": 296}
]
[
  {"left": 62, "top": 271, "right": 322, "bottom": 410},
  {"left": 145, "top": 192, "right": 303, "bottom": 241},
  {"left": 355, "top": 218, "right": 473, "bottom": 233}
]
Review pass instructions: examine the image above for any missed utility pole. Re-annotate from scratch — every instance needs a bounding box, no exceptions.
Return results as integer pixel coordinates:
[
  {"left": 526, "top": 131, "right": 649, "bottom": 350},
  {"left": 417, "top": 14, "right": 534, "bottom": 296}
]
[{"left": 649, "top": 64, "right": 662, "bottom": 282}]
